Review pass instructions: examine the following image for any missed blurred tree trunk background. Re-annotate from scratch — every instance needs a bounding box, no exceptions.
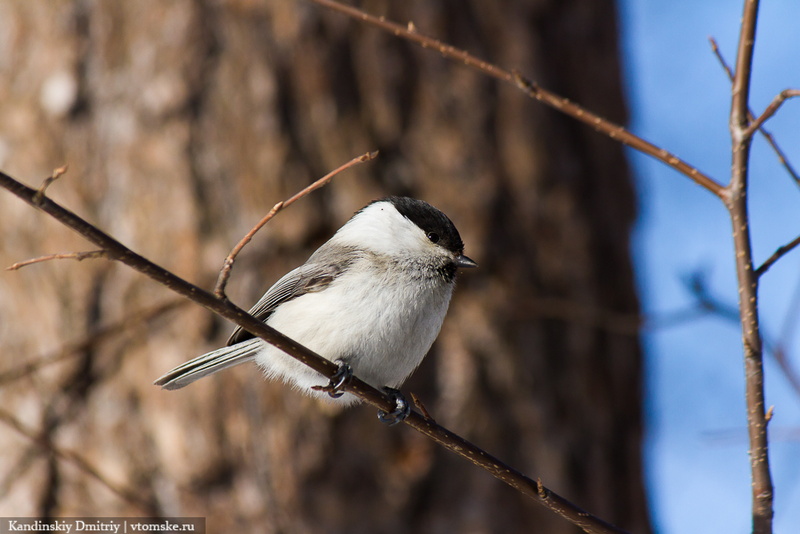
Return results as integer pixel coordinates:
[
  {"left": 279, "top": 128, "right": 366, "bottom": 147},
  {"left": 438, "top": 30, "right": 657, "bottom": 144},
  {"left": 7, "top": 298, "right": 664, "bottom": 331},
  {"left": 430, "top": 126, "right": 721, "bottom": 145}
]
[{"left": 0, "top": 1, "right": 650, "bottom": 533}]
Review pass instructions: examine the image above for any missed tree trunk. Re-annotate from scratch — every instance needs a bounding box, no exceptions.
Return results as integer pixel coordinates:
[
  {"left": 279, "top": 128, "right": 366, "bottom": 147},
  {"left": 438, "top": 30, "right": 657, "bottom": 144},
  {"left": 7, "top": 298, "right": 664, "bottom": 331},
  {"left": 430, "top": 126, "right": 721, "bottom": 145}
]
[{"left": 0, "top": 1, "right": 650, "bottom": 533}]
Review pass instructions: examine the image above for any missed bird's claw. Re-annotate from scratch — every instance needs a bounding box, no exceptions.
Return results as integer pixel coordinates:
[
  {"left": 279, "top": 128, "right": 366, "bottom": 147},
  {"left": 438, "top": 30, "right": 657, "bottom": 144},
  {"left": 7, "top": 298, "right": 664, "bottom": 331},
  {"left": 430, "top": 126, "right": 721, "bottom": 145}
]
[
  {"left": 377, "top": 387, "right": 410, "bottom": 426},
  {"left": 312, "top": 361, "right": 352, "bottom": 398}
]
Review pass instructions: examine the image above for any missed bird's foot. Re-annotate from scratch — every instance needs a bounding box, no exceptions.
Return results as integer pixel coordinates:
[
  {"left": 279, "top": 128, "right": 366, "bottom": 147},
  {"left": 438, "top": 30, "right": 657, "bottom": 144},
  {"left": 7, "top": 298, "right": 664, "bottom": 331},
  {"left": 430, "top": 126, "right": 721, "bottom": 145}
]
[
  {"left": 377, "top": 387, "right": 411, "bottom": 426},
  {"left": 312, "top": 361, "right": 352, "bottom": 398}
]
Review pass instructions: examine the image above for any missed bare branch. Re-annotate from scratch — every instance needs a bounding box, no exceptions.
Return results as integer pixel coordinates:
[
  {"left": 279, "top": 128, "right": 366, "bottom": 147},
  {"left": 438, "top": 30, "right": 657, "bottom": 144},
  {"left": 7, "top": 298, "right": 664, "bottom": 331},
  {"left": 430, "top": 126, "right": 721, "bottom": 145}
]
[
  {"left": 6, "top": 250, "right": 107, "bottom": 271},
  {"left": 710, "top": 37, "right": 735, "bottom": 79},
  {"left": 0, "top": 169, "right": 629, "bottom": 534},
  {"left": 710, "top": 38, "right": 800, "bottom": 186},
  {"left": 755, "top": 234, "right": 800, "bottom": 277},
  {"left": 764, "top": 405, "right": 774, "bottom": 423},
  {"left": 727, "top": 1, "right": 774, "bottom": 532},
  {"left": 744, "top": 89, "right": 800, "bottom": 139},
  {"left": 309, "top": 0, "right": 726, "bottom": 199},
  {"left": 511, "top": 73, "right": 725, "bottom": 198},
  {"left": 214, "top": 150, "right": 378, "bottom": 298},
  {"left": 730, "top": 2, "right": 759, "bottom": 138},
  {"left": 32, "top": 164, "right": 68, "bottom": 205},
  {"left": 410, "top": 392, "right": 435, "bottom": 422}
]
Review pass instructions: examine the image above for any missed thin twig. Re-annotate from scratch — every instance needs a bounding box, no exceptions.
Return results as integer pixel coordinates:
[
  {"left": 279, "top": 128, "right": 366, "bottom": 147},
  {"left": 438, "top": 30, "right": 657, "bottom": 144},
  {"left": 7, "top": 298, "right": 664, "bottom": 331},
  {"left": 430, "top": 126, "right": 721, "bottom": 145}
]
[
  {"left": 744, "top": 89, "right": 800, "bottom": 139},
  {"left": 709, "top": 37, "right": 800, "bottom": 186},
  {"left": 727, "top": 1, "right": 774, "bottom": 533},
  {"left": 0, "top": 406, "right": 155, "bottom": 512},
  {"left": 6, "top": 250, "right": 107, "bottom": 271},
  {"left": 511, "top": 72, "right": 725, "bottom": 198},
  {"left": 410, "top": 392, "right": 435, "bottom": 422},
  {"left": 710, "top": 37, "right": 736, "bottom": 80},
  {"left": 0, "top": 169, "right": 630, "bottom": 534},
  {"left": 755, "top": 234, "right": 800, "bottom": 277},
  {"left": 308, "top": 0, "right": 725, "bottom": 199},
  {"left": 214, "top": 150, "right": 379, "bottom": 298},
  {"left": 32, "top": 164, "right": 68, "bottom": 204}
]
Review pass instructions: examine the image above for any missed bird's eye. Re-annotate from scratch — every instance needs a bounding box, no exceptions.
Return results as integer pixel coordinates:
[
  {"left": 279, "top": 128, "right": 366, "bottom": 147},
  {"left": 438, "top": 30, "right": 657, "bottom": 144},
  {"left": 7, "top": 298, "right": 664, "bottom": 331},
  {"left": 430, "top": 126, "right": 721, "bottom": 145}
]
[{"left": 426, "top": 231, "right": 440, "bottom": 243}]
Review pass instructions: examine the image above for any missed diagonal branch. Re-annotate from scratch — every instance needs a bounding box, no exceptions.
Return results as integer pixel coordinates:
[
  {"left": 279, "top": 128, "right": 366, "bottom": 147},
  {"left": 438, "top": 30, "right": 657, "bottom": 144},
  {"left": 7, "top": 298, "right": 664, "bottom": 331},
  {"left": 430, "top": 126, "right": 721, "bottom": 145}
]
[
  {"left": 511, "top": 73, "right": 724, "bottom": 197},
  {"left": 214, "top": 151, "right": 378, "bottom": 298},
  {"left": 755, "top": 234, "right": 800, "bottom": 277},
  {"left": 308, "top": 0, "right": 725, "bottom": 199},
  {"left": 744, "top": 89, "right": 800, "bottom": 139},
  {"left": 0, "top": 169, "right": 629, "bottom": 534}
]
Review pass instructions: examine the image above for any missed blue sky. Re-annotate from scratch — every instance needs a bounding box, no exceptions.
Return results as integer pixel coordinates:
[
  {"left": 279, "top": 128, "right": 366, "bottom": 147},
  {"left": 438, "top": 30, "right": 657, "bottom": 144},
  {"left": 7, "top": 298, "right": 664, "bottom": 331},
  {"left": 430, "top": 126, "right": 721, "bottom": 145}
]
[{"left": 619, "top": 1, "right": 800, "bottom": 532}]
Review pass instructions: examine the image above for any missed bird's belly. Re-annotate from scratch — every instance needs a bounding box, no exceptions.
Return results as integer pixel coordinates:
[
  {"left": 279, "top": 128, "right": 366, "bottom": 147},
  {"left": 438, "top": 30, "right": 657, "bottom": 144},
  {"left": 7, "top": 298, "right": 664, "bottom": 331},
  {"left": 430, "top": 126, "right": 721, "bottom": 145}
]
[{"left": 258, "top": 275, "right": 453, "bottom": 395}]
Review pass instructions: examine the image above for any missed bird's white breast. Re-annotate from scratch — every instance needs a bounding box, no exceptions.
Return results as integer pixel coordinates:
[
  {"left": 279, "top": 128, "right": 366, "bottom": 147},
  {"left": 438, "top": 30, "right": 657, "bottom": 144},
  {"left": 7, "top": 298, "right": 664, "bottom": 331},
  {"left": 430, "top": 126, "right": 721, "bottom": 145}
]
[{"left": 252, "top": 253, "right": 454, "bottom": 402}]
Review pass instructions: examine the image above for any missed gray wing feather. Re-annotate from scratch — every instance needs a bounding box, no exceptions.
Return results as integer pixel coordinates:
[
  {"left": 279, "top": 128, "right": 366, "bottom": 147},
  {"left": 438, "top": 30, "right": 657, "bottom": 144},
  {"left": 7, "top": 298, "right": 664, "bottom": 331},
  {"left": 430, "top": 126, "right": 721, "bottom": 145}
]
[
  {"left": 226, "top": 247, "right": 358, "bottom": 345},
  {"left": 153, "top": 338, "right": 262, "bottom": 390},
  {"left": 154, "top": 247, "right": 359, "bottom": 390}
]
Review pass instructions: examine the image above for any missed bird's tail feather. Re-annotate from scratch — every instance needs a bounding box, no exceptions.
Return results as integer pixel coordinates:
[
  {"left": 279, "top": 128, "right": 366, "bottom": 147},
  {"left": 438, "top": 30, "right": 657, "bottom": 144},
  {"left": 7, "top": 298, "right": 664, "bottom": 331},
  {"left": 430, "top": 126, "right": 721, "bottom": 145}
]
[{"left": 154, "top": 339, "right": 261, "bottom": 390}]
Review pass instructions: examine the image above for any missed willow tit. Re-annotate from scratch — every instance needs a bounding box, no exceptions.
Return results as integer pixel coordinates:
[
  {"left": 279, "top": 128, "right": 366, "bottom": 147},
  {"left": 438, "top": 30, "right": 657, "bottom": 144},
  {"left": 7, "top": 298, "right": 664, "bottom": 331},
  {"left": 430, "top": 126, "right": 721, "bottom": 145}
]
[{"left": 154, "top": 197, "right": 476, "bottom": 422}]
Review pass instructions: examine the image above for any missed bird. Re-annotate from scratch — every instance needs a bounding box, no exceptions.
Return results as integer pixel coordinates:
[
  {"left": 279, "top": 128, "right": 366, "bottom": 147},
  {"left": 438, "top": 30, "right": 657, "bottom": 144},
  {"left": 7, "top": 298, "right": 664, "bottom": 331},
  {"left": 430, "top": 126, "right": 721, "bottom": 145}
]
[{"left": 154, "top": 196, "right": 476, "bottom": 423}]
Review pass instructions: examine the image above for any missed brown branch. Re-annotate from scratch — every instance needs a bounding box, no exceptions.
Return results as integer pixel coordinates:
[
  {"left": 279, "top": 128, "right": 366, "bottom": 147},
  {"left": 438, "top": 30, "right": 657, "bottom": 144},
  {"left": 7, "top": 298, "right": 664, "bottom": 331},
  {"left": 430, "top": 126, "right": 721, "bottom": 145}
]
[
  {"left": 710, "top": 37, "right": 736, "bottom": 80},
  {"left": 214, "top": 150, "right": 378, "bottom": 298},
  {"left": 744, "top": 89, "right": 800, "bottom": 139},
  {"left": 6, "top": 250, "right": 107, "bottom": 271},
  {"left": 308, "top": 0, "right": 725, "bottom": 199},
  {"left": 710, "top": 38, "right": 800, "bottom": 186},
  {"left": 0, "top": 406, "right": 155, "bottom": 512},
  {"left": 410, "top": 392, "right": 435, "bottom": 422},
  {"left": 33, "top": 164, "right": 68, "bottom": 204},
  {"left": 0, "top": 169, "right": 630, "bottom": 534},
  {"left": 755, "top": 234, "right": 800, "bottom": 277},
  {"left": 726, "top": 1, "right": 774, "bottom": 533},
  {"left": 511, "top": 72, "right": 726, "bottom": 198}
]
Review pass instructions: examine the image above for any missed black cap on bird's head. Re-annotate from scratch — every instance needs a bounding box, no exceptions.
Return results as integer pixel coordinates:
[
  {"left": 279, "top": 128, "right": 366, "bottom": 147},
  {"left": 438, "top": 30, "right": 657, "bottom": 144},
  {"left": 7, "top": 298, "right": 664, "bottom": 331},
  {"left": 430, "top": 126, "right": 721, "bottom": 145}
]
[
  {"left": 383, "top": 196, "right": 477, "bottom": 270},
  {"left": 341, "top": 196, "right": 477, "bottom": 277}
]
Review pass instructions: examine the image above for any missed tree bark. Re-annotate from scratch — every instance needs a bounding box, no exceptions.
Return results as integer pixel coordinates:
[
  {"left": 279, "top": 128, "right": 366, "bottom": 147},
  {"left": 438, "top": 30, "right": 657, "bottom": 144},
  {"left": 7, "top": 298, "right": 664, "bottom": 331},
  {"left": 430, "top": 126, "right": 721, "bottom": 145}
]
[{"left": 0, "top": 1, "right": 650, "bottom": 533}]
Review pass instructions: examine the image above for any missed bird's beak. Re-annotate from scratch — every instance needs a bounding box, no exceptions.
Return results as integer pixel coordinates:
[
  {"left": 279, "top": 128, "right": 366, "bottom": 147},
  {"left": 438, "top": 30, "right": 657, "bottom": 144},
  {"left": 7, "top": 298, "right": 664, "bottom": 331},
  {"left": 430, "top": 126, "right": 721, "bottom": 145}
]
[{"left": 456, "top": 254, "right": 478, "bottom": 269}]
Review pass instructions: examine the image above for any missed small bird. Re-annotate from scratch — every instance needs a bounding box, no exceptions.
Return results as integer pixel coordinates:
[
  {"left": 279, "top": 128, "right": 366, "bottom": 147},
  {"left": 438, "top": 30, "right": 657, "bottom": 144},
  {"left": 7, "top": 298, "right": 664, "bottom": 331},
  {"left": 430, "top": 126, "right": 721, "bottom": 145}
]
[{"left": 154, "top": 197, "right": 476, "bottom": 423}]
